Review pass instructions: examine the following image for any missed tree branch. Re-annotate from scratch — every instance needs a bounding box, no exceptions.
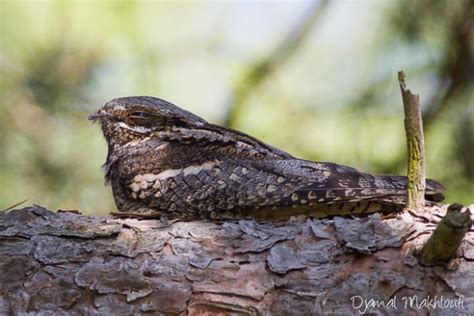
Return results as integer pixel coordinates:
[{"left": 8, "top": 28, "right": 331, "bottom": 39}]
[{"left": 0, "top": 205, "right": 472, "bottom": 314}]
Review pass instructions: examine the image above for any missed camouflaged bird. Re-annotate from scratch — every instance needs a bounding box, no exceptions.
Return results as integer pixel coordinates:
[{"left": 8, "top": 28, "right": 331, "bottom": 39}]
[{"left": 89, "top": 96, "right": 445, "bottom": 220}]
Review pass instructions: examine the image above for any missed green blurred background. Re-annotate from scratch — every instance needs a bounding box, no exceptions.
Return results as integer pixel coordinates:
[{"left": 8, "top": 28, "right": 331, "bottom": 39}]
[{"left": 0, "top": 0, "right": 472, "bottom": 215}]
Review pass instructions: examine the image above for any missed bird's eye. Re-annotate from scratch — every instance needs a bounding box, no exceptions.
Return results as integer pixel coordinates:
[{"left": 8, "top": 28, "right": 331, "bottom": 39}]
[{"left": 130, "top": 111, "right": 150, "bottom": 119}]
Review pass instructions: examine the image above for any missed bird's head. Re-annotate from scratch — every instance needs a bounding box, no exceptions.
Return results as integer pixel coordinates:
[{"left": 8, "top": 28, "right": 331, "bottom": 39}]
[{"left": 89, "top": 96, "right": 207, "bottom": 147}]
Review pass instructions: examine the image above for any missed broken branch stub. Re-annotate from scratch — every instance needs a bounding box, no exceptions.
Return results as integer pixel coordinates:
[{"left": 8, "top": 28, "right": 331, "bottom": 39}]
[
  {"left": 398, "top": 71, "right": 426, "bottom": 210},
  {"left": 419, "top": 203, "right": 472, "bottom": 266}
]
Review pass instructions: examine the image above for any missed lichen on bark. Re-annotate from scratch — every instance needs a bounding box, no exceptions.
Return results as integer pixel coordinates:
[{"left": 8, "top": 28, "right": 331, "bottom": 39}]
[{"left": 398, "top": 71, "right": 426, "bottom": 210}]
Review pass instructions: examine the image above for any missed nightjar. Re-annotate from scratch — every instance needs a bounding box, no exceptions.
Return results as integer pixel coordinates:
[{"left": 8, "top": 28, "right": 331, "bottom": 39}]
[{"left": 89, "top": 96, "right": 445, "bottom": 220}]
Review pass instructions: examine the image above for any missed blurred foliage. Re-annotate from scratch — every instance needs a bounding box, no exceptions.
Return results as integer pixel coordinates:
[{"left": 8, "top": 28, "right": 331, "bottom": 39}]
[
  {"left": 454, "top": 107, "right": 474, "bottom": 180},
  {"left": 0, "top": 0, "right": 472, "bottom": 214}
]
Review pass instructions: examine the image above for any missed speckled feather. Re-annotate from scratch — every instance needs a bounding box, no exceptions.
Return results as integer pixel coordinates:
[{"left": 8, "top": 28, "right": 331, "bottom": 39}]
[{"left": 90, "top": 96, "right": 445, "bottom": 220}]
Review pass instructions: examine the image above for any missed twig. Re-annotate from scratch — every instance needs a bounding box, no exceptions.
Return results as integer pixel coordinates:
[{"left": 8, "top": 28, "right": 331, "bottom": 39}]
[
  {"left": 398, "top": 71, "right": 426, "bottom": 210},
  {"left": 418, "top": 203, "right": 472, "bottom": 266},
  {"left": 2, "top": 199, "right": 28, "bottom": 212}
]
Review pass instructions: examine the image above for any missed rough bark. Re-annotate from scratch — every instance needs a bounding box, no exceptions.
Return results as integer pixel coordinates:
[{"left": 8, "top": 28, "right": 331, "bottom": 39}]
[
  {"left": 398, "top": 71, "right": 426, "bottom": 210},
  {"left": 1, "top": 204, "right": 473, "bottom": 315}
]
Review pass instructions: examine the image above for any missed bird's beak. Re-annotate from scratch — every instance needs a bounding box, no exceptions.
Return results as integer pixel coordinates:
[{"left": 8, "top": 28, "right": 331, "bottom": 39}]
[{"left": 88, "top": 109, "right": 103, "bottom": 122}]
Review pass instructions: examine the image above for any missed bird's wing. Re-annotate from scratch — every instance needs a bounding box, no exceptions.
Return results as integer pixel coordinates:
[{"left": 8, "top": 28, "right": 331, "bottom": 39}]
[
  {"left": 135, "top": 133, "right": 444, "bottom": 219},
  {"left": 207, "top": 158, "right": 445, "bottom": 219},
  {"left": 250, "top": 158, "right": 444, "bottom": 204}
]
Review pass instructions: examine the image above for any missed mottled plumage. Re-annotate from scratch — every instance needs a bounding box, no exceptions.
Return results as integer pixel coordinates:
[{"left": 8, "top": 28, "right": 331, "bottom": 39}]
[{"left": 89, "top": 96, "right": 445, "bottom": 220}]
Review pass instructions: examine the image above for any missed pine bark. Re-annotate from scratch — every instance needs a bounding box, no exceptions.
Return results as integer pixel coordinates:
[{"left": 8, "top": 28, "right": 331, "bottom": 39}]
[{"left": 1, "top": 205, "right": 473, "bottom": 315}]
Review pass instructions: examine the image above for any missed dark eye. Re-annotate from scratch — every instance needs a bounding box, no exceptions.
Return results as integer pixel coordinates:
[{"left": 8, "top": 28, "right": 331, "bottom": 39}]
[{"left": 130, "top": 111, "right": 150, "bottom": 119}]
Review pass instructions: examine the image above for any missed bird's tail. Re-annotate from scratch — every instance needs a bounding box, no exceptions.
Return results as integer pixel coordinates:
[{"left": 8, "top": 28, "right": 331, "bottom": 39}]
[
  {"left": 300, "top": 164, "right": 444, "bottom": 203},
  {"left": 250, "top": 169, "right": 446, "bottom": 220}
]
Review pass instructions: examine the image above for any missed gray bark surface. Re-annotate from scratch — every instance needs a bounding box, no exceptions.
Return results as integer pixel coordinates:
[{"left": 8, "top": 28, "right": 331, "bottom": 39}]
[{"left": 0, "top": 205, "right": 473, "bottom": 315}]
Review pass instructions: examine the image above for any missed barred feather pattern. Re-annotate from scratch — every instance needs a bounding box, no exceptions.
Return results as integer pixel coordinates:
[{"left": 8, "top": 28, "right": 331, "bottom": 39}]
[{"left": 90, "top": 96, "right": 445, "bottom": 220}]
